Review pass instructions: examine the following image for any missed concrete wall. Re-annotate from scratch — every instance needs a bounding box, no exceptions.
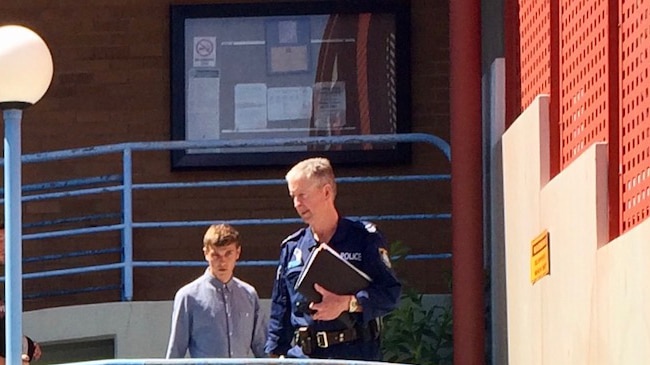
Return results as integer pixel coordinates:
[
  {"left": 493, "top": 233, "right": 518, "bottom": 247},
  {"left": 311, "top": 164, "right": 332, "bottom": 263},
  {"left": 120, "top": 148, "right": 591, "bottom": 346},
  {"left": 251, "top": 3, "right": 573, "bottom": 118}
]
[
  {"left": 23, "top": 300, "right": 270, "bottom": 360},
  {"left": 23, "top": 295, "right": 449, "bottom": 361},
  {"left": 500, "top": 95, "right": 650, "bottom": 364},
  {"left": 24, "top": 301, "right": 178, "bottom": 359}
]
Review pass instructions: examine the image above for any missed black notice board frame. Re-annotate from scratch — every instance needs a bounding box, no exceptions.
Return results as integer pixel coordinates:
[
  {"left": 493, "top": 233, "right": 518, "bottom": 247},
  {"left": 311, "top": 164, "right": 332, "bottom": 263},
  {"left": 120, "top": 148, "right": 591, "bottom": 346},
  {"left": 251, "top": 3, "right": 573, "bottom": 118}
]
[{"left": 170, "top": 0, "right": 412, "bottom": 169}]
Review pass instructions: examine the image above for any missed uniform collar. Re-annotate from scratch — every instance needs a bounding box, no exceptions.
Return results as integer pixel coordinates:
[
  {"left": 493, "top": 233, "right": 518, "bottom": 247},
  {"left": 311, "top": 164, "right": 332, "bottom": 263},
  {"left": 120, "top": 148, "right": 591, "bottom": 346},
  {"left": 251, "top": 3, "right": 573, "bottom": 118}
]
[
  {"left": 304, "top": 229, "right": 319, "bottom": 251},
  {"left": 307, "top": 217, "right": 351, "bottom": 249}
]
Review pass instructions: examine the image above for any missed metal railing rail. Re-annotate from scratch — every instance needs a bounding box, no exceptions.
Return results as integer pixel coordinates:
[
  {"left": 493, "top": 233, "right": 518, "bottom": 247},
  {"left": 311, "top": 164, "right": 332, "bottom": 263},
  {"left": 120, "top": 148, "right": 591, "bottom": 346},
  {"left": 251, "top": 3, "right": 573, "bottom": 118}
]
[
  {"left": 62, "top": 358, "right": 410, "bottom": 365},
  {"left": 1, "top": 133, "right": 451, "bottom": 301}
]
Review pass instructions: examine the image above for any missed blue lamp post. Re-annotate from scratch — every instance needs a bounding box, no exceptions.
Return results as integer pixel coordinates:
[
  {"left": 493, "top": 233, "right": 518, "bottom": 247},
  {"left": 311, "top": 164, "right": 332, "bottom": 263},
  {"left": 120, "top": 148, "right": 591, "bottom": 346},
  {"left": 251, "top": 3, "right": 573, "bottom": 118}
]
[{"left": 0, "top": 25, "right": 53, "bottom": 365}]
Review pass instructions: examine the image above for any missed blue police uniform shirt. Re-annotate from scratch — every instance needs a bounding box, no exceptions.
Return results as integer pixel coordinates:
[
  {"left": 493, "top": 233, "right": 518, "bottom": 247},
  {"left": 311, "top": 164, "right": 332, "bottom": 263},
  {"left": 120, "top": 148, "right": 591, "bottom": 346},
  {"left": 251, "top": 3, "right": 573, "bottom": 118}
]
[{"left": 265, "top": 218, "right": 401, "bottom": 360}]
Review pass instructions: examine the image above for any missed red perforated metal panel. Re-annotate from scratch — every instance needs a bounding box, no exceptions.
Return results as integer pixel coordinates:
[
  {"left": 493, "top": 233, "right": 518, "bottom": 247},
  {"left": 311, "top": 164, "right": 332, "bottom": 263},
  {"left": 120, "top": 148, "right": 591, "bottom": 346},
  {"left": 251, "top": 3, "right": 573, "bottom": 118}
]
[
  {"left": 559, "top": 0, "right": 612, "bottom": 168},
  {"left": 619, "top": 0, "right": 650, "bottom": 233},
  {"left": 518, "top": 0, "right": 552, "bottom": 110}
]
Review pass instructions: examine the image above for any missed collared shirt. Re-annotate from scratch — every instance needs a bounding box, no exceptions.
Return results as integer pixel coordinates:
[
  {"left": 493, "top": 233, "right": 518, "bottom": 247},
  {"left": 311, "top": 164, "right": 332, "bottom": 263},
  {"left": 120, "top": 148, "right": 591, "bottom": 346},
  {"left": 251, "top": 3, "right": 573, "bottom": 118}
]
[
  {"left": 265, "top": 218, "right": 401, "bottom": 360},
  {"left": 165, "top": 269, "right": 267, "bottom": 358}
]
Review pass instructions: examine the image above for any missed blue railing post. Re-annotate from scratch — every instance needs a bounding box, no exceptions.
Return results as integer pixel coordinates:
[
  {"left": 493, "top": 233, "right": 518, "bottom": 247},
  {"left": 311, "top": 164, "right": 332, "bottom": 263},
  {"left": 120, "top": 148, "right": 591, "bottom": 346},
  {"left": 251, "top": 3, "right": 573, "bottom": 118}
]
[
  {"left": 121, "top": 147, "right": 134, "bottom": 301},
  {"left": 3, "top": 109, "right": 24, "bottom": 365}
]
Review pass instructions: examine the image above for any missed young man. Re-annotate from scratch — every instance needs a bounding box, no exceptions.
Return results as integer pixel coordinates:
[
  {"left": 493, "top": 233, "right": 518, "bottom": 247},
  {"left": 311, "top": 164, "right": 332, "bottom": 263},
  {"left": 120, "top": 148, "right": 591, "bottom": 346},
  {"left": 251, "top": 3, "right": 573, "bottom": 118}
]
[
  {"left": 265, "top": 157, "right": 401, "bottom": 360},
  {"left": 165, "top": 223, "right": 267, "bottom": 358},
  {"left": 0, "top": 223, "right": 42, "bottom": 364}
]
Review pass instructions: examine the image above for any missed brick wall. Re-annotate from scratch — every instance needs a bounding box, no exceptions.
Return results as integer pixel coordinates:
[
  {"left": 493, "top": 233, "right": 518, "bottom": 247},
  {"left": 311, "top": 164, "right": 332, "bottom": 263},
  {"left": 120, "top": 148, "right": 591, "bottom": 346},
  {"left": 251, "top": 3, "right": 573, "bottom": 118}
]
[{"left": 0, "top": 0, "right": 450, "bottom": 310}]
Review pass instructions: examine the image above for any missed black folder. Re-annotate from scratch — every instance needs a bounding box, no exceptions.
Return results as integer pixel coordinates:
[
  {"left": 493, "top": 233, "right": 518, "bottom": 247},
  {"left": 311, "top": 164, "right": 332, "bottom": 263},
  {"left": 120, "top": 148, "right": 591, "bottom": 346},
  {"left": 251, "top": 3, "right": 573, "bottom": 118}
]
[{"left": 294, "top": 243, "right": 372, "bottom": 303}]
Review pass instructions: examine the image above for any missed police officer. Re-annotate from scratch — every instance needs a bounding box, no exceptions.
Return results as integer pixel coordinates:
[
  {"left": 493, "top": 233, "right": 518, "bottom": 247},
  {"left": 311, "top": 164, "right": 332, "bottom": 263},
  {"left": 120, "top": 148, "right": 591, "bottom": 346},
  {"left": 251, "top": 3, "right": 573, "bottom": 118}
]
[{"left": 265, "top": 157, "right": 401, "bottom": 360}]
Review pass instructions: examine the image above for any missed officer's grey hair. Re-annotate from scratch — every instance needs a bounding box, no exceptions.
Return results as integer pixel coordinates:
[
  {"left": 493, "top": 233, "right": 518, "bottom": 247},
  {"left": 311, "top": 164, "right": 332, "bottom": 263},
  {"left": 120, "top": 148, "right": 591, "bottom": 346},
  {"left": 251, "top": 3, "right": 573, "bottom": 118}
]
[{"left": 286, "top": 157, "right": 337, "bottom": 196}]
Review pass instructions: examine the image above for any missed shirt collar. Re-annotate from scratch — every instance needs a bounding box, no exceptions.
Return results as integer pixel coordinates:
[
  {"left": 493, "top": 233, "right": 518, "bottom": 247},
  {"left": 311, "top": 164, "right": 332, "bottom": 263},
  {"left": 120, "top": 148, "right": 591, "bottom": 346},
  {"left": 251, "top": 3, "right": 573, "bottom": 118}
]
[{"left": 204, "top": 268, "right": 234, "bottom": 290}]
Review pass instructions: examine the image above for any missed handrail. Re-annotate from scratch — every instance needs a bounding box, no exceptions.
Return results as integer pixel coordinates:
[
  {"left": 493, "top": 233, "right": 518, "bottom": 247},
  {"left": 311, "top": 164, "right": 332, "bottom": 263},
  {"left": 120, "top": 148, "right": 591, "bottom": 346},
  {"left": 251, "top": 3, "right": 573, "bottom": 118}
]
[
  {"left": 17, "top": 133, "right": 450, "bottom": 162},
  {"left": 0, "top": 133, "right": 451, "bottom": 302},
  {"left": 62, "top": 358, "right": 408, "bottom": 365}
]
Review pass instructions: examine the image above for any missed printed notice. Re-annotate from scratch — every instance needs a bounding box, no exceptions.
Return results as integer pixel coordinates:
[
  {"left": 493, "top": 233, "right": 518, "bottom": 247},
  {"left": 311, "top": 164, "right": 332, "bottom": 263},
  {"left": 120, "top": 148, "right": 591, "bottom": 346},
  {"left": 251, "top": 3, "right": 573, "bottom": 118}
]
[
  {"left": 193, "top": 37, "right": 217, "bottom": 67},
  {"left": 267, "top": 86, "right": 313, "bottom": 121},
  {"left": 313, "top": 81, "right": 346, "bottom": 130},
  {"left": 186, "top": 69, "right": 220, "bottom": 153},
  {"left": 234, "top": 83, "right": 267, "bottom": 130},
  {"left": 269, "top": 45, "right": 309, "bottom": 73},
  {"left": 266, "top": 18, "right": 311, "bottom": 74}
]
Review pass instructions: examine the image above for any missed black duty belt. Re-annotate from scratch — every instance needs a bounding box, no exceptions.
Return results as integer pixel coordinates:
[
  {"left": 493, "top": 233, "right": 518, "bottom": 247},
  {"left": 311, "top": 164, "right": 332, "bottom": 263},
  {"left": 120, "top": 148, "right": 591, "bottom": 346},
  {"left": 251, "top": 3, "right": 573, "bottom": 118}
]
[{"left": 295, "top": 320, "right": 380, "bottom": 355}]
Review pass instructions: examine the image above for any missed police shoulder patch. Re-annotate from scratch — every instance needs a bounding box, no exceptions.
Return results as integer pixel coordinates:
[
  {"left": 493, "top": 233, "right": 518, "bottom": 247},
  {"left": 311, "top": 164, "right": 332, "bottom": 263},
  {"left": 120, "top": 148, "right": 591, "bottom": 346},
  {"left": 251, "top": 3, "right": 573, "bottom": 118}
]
[
  {"left": 378, "top": 248, "right": 392, "bottom": 268},
  {"left": 281, "top": 228, "right": 306, "bottom": 246}
]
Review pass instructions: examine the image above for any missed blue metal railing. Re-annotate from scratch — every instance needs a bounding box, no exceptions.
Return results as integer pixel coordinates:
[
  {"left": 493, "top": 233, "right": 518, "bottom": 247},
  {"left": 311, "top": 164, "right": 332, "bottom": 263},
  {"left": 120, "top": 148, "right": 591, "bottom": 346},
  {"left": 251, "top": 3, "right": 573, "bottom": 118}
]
[
  {"left": 1, "top": 133, "right": 451, "bottom": 301},
  {"left": 63, "top": 358, "right": 409, "bottom": 365}
]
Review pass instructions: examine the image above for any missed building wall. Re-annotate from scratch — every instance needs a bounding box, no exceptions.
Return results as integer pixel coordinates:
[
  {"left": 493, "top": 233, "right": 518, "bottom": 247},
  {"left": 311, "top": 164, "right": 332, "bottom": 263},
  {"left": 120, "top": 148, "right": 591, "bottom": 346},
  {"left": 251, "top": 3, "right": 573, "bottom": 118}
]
[
  {"left": 500, "top": 95, "right": 650, "bottom": 364},
  {"left": 23, "top": 295, "right": 450, "bottom": 363},
  {"left": 0, "top": 0, "right": 452, "bottom": 310}
]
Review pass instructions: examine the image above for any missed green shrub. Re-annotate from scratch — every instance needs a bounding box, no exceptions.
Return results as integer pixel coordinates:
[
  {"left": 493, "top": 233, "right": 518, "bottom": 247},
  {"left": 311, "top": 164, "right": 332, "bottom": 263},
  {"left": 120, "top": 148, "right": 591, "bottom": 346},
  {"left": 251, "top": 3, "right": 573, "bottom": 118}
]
[
  {"left": 381, "top": 242, "right": 453, "bottom": 365},
  {"left": 381, "top": 290, "right": 453, "bottom": 365}
]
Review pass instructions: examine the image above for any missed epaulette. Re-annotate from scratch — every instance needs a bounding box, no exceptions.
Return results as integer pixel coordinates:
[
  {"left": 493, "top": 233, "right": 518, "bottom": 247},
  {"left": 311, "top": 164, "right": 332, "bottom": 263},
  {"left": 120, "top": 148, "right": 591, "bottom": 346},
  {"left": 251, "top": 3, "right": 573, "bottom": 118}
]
[
  {"left": 350, "top": 219, "right": 378, "bottom": 234},
  {"left": 281, "top": 228, "right": 306, "bottom": 246},
  {"left": 362, "top": 221, "right": 378, "bottom": 233}
]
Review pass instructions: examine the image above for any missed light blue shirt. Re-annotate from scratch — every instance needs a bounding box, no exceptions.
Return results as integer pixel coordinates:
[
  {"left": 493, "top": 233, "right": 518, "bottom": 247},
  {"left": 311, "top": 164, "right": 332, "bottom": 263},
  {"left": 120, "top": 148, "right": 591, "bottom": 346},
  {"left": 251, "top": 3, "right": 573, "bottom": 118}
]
[{"left": 165, "top": 269, "right": 267, "bottom": 358}]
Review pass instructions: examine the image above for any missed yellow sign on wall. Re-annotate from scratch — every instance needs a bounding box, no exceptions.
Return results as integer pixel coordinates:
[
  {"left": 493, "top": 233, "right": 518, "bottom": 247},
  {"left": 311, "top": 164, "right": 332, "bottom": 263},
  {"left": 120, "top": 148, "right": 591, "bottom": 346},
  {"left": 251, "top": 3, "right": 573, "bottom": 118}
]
[{"left": 530, "top": 230, "right": 550, "bottom": 283}]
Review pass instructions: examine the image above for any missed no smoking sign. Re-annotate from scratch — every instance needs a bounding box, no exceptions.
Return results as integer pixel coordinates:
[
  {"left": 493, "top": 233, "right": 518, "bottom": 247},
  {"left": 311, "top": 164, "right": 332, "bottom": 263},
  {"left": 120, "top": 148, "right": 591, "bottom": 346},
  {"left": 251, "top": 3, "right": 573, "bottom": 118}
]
[{"left": 193, "top": 37, "right": 216, "bottom": 67}]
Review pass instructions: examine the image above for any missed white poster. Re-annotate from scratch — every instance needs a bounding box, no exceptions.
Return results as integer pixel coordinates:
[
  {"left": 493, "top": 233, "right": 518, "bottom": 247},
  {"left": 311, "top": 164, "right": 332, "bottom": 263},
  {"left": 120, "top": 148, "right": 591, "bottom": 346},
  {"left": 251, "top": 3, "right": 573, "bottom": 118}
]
[
  {"left": 186, "top": 69, "right": 220, "bottom": 153},
  {"left": 234, "top": 83, "right": 268, "bottom": 130},
  {"left": 267, "top": 86, "right": 313, "bottom": 121}
]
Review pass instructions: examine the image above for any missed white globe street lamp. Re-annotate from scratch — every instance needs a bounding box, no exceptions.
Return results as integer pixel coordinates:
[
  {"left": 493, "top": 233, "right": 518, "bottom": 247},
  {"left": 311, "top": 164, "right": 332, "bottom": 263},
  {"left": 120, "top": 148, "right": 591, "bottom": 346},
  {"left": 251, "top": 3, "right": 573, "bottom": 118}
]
[{"left": 0, "top": 25, "right": 53, "bottom": 365}]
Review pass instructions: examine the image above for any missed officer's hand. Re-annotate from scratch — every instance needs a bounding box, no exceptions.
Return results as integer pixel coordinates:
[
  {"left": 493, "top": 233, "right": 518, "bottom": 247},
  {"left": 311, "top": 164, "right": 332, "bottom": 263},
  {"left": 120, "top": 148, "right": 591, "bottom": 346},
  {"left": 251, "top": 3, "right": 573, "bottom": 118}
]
[{"left": 309, "top": 284, "right": 349, "bottom": 321}]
